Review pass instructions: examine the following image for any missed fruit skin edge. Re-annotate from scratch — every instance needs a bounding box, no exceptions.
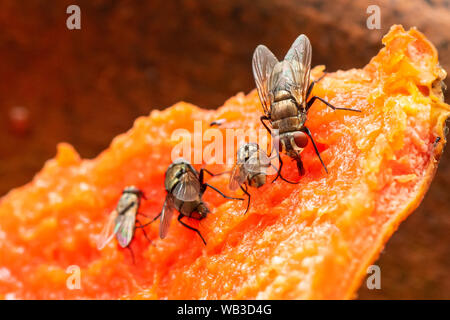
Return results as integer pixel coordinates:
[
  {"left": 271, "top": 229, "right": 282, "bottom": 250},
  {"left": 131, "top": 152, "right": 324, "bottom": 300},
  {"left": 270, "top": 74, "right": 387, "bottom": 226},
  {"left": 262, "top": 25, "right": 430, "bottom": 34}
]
[
  {"left": 342, "top": 26, "right": 450, "bottom": 300},
  {"left": 344, "top": 133, "right": 445, "bottom": 299},
  {"left": 0, "top": 25, "right": 449, "bottom": 299}
]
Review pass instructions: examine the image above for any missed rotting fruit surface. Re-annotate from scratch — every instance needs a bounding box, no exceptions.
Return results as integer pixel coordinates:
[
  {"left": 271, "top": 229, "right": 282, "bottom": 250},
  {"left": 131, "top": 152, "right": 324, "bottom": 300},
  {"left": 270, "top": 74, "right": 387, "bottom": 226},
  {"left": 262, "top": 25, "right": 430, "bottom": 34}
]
[{"left": 0, "top": 25, "right": 449, "bottom": 299}]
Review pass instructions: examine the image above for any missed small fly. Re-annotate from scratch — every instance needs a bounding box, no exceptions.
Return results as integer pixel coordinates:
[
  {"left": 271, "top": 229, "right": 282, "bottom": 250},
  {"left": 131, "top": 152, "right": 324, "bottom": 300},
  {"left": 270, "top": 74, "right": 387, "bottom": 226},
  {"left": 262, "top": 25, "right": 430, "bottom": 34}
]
[
  {"left": 229, "top": 142, "right": 272, "bottom": 214},
  {"left": 252, "top": 34, "right": 361, "bottom": 179},
  {"left": 151, "top": 158, "right": 243, "bottom": 245},
  {"left": 97, "top": 186, "right": 151, "bottom": 263}
]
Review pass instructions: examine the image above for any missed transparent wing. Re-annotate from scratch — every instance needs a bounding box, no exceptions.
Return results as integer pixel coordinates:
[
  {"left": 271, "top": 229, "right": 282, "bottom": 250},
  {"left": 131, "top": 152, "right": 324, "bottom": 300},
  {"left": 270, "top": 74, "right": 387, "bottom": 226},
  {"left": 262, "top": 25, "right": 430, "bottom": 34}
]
[
  {"left": 115, "top": 208, "right": 137, "bottom": 248},
  {"left": 229, "top": 164, "right": 247, "bottom": 191},
  {"left": 244, "top": 151, "right": 271, "bottom": 174},
  {"left": 160, "top": 195, "right": 176, "bottom": 239},
  {"left": 284, "top": 34, "right": 312, "bottom": 106},
  {"left": 172, "top": 170, "right": 200, "bottom": 201},
  {"left": 96, "top": 209, "right": 120, "bottom": 250},
  {"left": 268, "top": 60, "right": 296, "bottom": 94},
  {"left": 252, "top": 45, "right": 278, "bottom": 115}
]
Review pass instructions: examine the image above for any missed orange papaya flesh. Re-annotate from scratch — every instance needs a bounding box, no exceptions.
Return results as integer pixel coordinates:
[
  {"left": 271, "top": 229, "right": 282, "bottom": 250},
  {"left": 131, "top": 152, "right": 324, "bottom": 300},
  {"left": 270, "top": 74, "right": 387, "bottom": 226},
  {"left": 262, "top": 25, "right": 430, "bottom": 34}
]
[{"left": 0, "top": 25, "right": 449, "bottom": 299}]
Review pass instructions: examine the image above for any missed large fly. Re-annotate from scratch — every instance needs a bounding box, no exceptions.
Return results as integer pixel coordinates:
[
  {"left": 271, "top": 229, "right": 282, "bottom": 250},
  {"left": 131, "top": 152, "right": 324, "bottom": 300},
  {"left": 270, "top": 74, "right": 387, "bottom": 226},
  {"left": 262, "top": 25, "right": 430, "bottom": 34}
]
[
  {"left": 252, "top": 34, "right": 361, "bottom": 179},
  {"left": 150, "top": 159, "right": 243, "bottom": 245}
]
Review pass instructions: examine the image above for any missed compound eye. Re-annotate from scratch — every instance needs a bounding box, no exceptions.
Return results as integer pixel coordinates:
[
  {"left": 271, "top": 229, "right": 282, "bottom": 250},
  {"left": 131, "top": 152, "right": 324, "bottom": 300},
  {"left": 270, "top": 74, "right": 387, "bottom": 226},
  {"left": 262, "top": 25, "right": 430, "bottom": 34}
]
[{"left": 293, "top": 132, "right": 308, "bottom": 148}]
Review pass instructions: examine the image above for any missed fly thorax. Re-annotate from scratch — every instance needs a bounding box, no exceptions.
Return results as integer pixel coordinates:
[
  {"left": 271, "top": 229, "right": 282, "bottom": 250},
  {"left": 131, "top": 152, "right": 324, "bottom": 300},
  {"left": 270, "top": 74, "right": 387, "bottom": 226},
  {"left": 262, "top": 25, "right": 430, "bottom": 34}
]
[
  {"left": 270, "top": 99, "right": 298, "bottom": 121},
  {"left": 165, "top": 179, "right": 178, "bottom": 194},
  {"left": 237, "top": 143, "right": 259, "bottom": 164},
  {"left": 164, "top": 163, "right": 184, "bottom": 192},
  {"left": 248, "top": 173, "right": 266, "bottom": 188},
  {"left": 116, "top": 193, "right": 138, "bottom": 213}
]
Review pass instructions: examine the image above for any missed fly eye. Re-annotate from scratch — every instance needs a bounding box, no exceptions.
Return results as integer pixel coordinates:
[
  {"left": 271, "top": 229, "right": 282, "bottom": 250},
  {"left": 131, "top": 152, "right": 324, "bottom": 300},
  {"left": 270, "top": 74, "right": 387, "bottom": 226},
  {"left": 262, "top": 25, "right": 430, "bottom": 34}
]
[{"left": 293, "top": 132, "right": 308, "bottom": 148}]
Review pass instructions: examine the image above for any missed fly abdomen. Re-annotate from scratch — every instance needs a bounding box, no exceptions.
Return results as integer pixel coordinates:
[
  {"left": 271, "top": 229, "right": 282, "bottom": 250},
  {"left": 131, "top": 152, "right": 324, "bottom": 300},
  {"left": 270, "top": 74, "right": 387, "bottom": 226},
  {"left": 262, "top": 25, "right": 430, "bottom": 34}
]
[
  {"left": 270, "top": 98, "right": 298, "bottom": 121},
  {"left": 248, "top": 173, "right": 266, "bottom": 188},
  {"left": 174, "top": 198, "right": 208, "bottom": 220},
  {"left": 272, "top": 116, "right": 304, "bottom": 134},
  {"left": 174, "top": 198, "right": 196, "bottom": 215}
]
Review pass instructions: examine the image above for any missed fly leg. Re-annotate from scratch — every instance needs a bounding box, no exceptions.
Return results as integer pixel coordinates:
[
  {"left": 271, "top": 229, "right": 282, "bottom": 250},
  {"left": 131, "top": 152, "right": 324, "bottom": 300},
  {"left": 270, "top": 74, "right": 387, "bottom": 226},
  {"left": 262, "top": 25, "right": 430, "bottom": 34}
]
[
  {"left": 199, "top": 168, "right": 230, "bottom": 180},
  {"left": 303, "top": 127, "right": 328, "bottom": 174},
  {"left": 260, "top": 116, "right": 274, "bottom": 156},
  {"left": 305, "top": 73, "right": 327, "bottom": 101},
  {"left": 178, "top": 214, "right": 207, "bottom": 245},
  {"left": 271, "top": 152, "right": 283, "bottom": 183},
  {"left": 240, "top": 184, "right": 251, "bottom": 214},
  {"left": 199, "top": 169, "right": 244, "bottom": 201},
  {"left": 260, "top": 115, "right": 284, "bottom": 183},
  {"left": 135, "top": 219, "right": 152, "bottom": 244},
  {"left": 127, "top": 246, "right": 136, "bottom": 265},
  {"left": 306, "top": 96, "right": 361, "bottom": 113},
  {"left": 294, "top": 154, "right": 306, "bottom": 176},
  {"left": 136, "top": 212, "right": 161, "bottom": 228},
  {"left": 261, "top": 116, "right": 297, "bottom": 183},
  {"left": 271, "top": 149, "right": 299, "bottom": 184},
  {"left": 203, "top": 182, "right": 244, "bottom": 201},
  {"left": 261, "top": 116, "right": 300, "bottom": 183},
  {"left": 260, "top": 115, "right": 272, "bottom": 135}
]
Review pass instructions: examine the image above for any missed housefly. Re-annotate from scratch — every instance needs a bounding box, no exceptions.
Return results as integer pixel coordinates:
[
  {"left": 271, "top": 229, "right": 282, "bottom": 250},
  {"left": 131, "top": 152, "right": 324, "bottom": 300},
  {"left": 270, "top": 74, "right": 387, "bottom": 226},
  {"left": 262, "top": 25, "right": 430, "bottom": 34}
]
[
  {"left": 209, "top": 118, "right": 227, "bottom": 127},
  {"left": 151, "top": 158, "right": 243, "bottom": 245},
  {"left": 229, "top": 143, "right": 272, "bottom": 214},
  {"left": 252, "top": 34, "right": 361, "bottom": 179},
  {"left": 97, "top": 186, "right": 150, "bottom": 263},
  {"left": 210, "top": 117, "right": 297, "bottom": 185}
]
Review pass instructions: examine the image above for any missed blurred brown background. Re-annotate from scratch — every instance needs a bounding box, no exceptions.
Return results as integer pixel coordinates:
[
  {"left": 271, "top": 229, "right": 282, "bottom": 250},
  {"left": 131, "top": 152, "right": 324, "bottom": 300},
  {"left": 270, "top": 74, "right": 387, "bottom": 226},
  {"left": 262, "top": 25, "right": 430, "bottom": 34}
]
[{"left": 0, "top": 0, "right": 449, "bottom": 299}]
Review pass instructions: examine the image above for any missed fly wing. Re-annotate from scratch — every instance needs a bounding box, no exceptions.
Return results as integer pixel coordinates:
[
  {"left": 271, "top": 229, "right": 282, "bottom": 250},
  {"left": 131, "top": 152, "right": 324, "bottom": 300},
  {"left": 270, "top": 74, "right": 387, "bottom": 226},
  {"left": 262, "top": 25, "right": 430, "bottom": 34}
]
[
  {"left": 159, "top": 194, "right": 176, "bottom": 239},
  {"left": 115, "top": 202, "right": 138, "bottom": 248},
  {"left": 252, "top": 45, "right": 278, "bottom": 116},
  {"left": 284, "top": 34, "right": 312, "bottom": 106},
  {"left": 244, "top": 151, "right": 271, "bottom": 174},
  {"left": 96, "top": 209, "right": 120, "bottom": 250},
  {"left": 172, "top": 170, "right": 200, "bottom": 201},
  {"left": 229, "top": 164, "right": 247, "bottom": 191}
]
